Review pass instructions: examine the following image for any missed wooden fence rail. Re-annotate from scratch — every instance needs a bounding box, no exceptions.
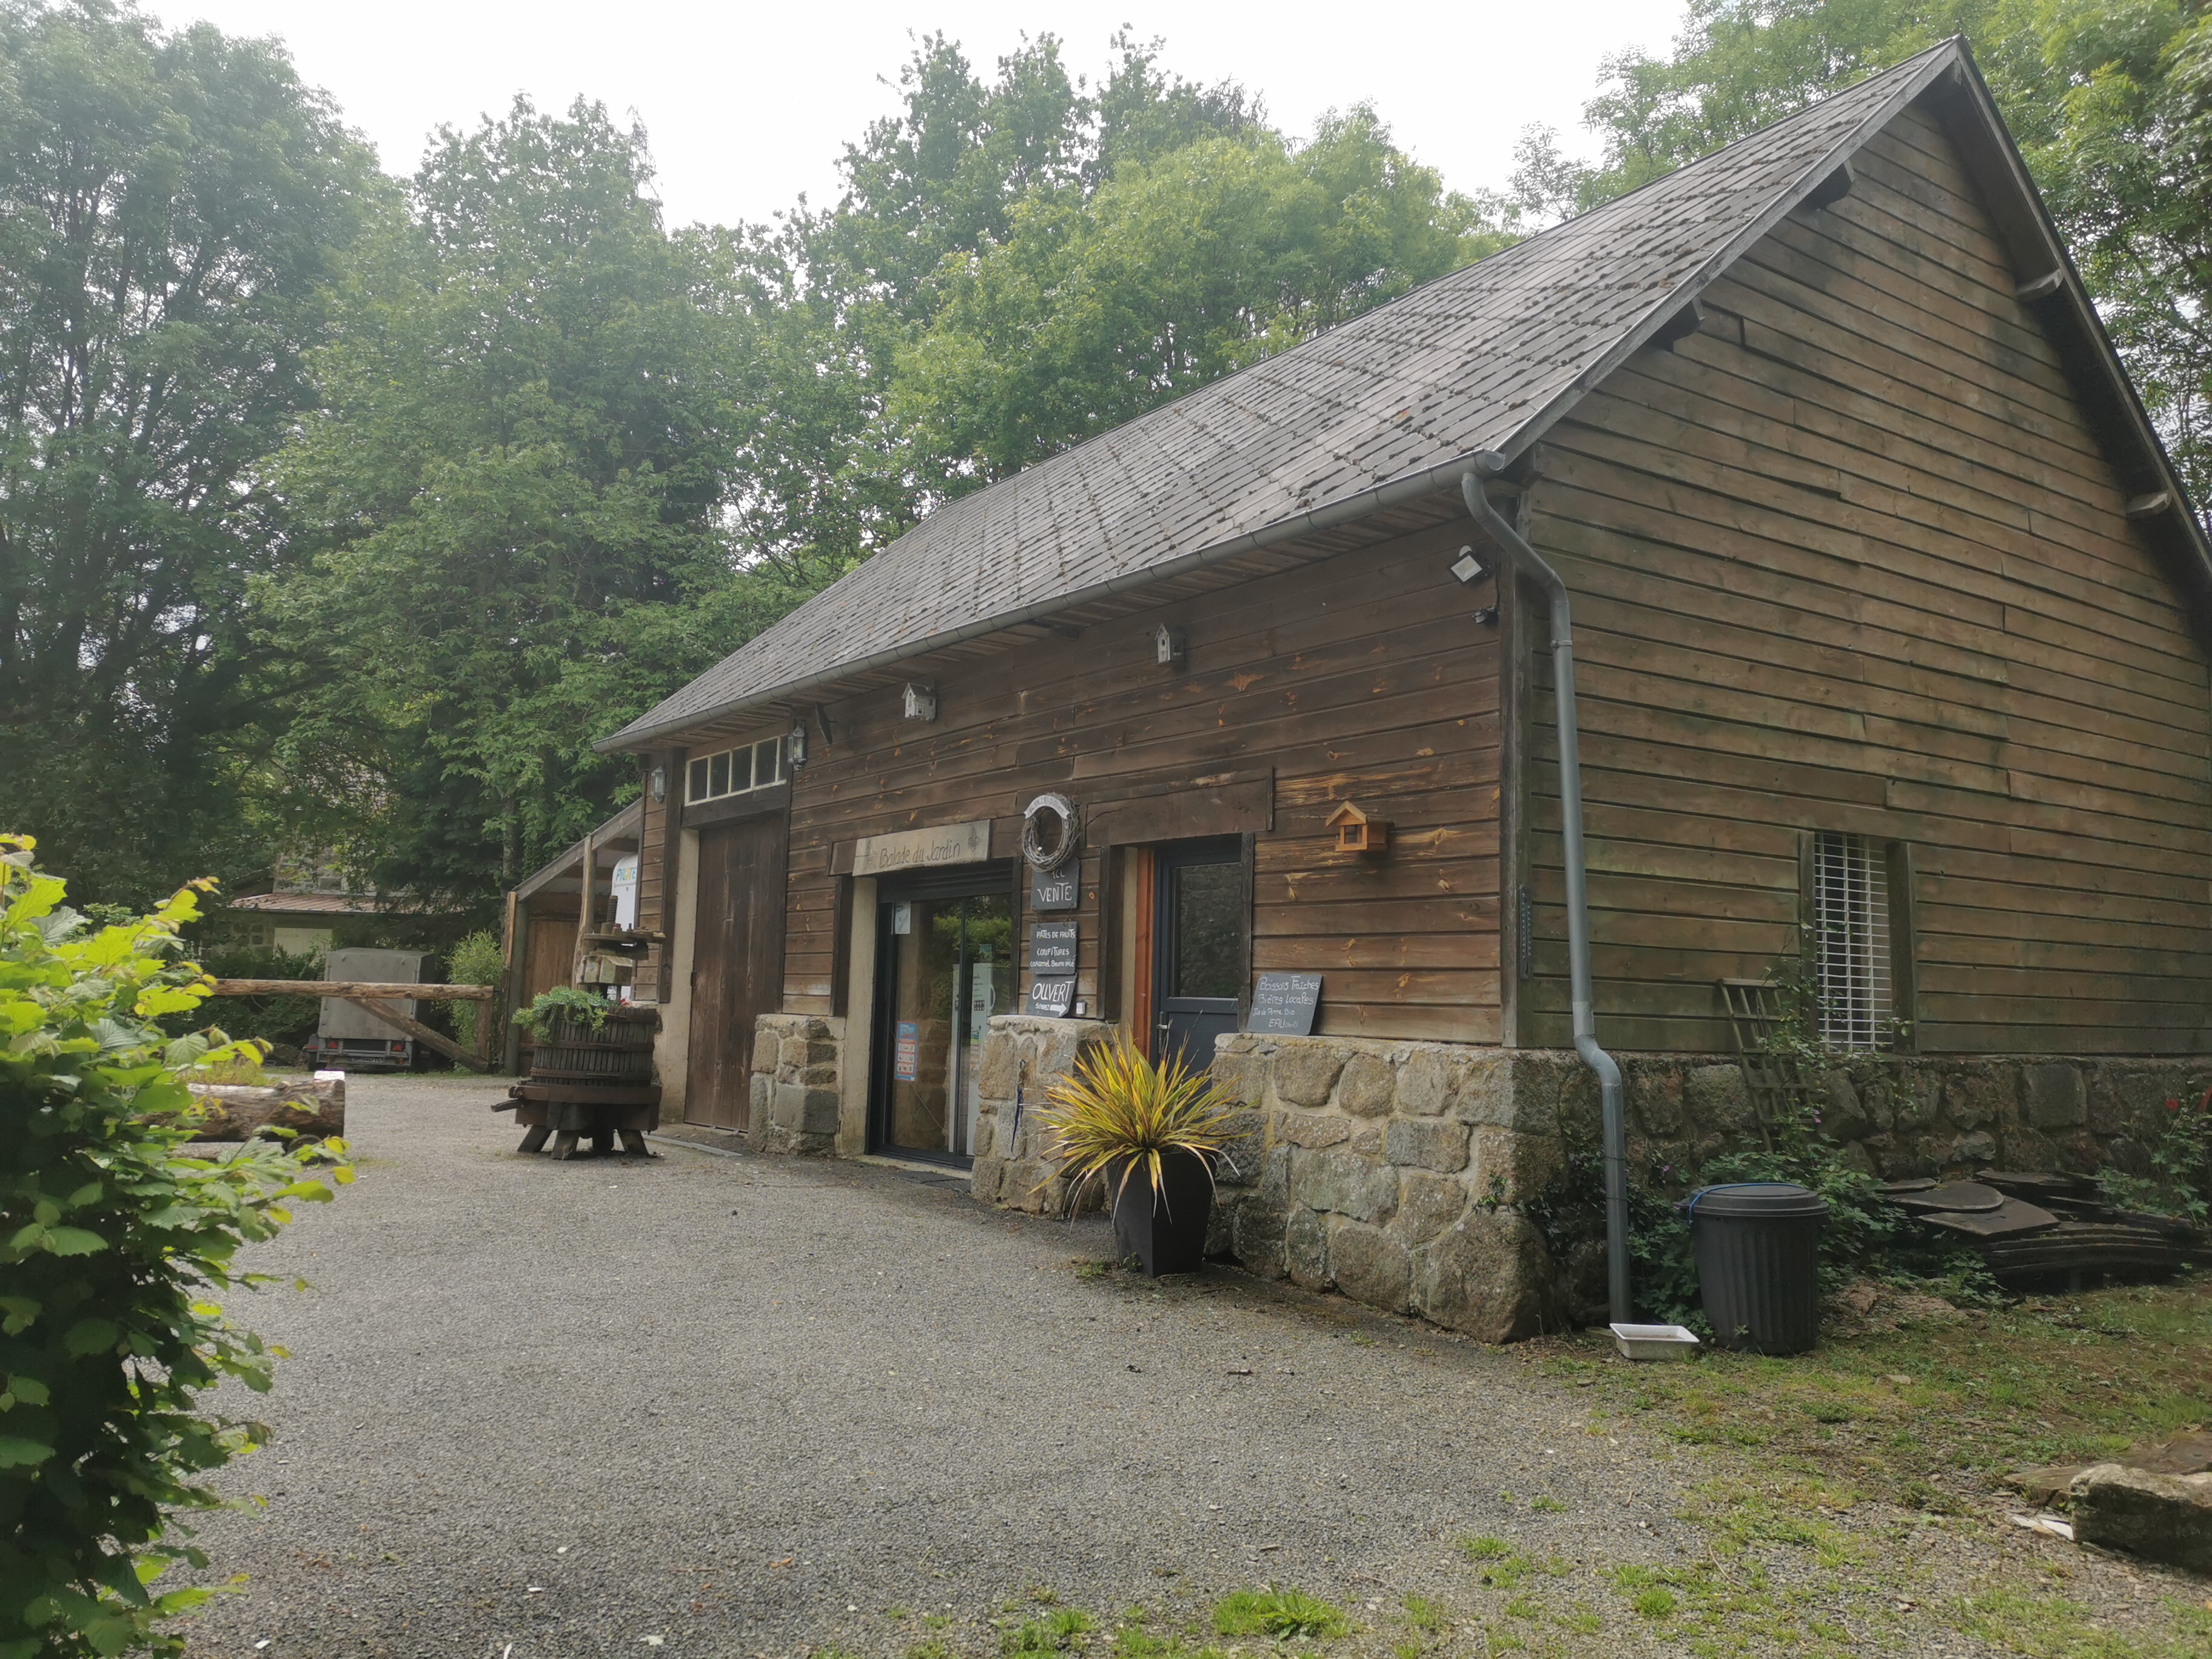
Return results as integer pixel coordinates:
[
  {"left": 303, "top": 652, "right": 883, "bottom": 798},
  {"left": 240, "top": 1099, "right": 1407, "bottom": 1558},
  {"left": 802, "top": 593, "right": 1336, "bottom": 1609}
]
[{"left": 207, "top": 980, "right": 498, "bottom": 1073}]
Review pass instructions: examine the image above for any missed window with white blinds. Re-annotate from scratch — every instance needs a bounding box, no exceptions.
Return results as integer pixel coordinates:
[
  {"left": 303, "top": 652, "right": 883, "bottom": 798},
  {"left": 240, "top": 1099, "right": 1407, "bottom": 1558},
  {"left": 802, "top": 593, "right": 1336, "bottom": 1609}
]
[{"left": 1813, "top": 830, "right": 1891, "bottom": 1049}]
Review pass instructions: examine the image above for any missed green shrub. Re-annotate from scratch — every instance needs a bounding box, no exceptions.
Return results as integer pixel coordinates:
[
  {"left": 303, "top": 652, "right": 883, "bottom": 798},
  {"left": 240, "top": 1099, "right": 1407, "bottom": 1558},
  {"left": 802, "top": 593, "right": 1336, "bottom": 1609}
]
[
  {"left": 440, "top": 930, "right": 505, "bottom": 1050},
  {"left": 2097, "top": 1084, "right": 2212, "bottom": 1224},
  {"left": 0, "top": 836, "right": 350, "bottom": 1656}
]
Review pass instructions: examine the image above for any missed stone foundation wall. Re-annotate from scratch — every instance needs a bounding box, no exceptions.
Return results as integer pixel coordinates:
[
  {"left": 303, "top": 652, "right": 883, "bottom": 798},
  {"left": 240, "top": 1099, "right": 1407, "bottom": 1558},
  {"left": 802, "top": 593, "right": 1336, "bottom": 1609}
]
[
  {"left": 967, "top": 1016, "right": 1121, "bottom": 1214},
  {"left": 749, "top": 1013, "right": 845, "bottom": 1156},
  {"left": 960, "top": 1018, "right": 2210, "bottom": 1342},
  {"left": 1606, "top": 1051, "right": 2205, "bottom": 1185}
]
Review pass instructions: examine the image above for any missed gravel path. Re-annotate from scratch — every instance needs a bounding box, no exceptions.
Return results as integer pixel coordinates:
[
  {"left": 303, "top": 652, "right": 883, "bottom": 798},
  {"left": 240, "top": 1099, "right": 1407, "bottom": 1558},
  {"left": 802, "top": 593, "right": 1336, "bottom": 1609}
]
[{"left": 177, "top": 1074, "right": 1703, "bottom": 1657}]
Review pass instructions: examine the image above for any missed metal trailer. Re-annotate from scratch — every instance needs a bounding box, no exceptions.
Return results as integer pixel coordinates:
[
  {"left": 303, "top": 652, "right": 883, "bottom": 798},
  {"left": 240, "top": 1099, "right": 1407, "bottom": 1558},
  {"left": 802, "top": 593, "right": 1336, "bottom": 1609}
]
[{"left": 301, "top": 948, "right": 426, "bottom": 1071}]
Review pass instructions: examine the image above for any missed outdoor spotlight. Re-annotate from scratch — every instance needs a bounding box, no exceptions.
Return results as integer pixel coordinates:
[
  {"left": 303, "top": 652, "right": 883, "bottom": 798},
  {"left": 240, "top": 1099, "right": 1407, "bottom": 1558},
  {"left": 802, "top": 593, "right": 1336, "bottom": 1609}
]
[
  {"left": 813, "top": 703, "right": 834, "bottom": 746},
  {"left": 902, "top": 682, "right": 937, "bottom": 722},
  {"left": 648, "top": 765, "right": 668, "bottom": 802},
  {"left": 1155, "top": 624, "right": 1187, "bottom": 668},
  {"left": 786, "top": 721, "right": 809, "bottom": 768},
  {"left": 1450, "top": 546, "right": 1488, "bottom": 585}
]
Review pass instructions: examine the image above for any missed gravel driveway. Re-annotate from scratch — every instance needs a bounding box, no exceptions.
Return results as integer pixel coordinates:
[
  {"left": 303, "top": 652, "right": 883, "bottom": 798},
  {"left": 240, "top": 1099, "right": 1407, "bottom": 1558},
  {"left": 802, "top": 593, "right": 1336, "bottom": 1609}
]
[{"left": 178, "top": 1074, "right": 1700, "bottom": 1658}]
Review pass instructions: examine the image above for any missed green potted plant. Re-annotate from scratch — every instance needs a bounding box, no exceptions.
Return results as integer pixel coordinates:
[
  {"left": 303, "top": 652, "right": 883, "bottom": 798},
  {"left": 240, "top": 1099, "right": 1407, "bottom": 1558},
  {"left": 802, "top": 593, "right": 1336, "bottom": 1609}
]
[
  {"left": 1037, "top": 1031, "right": 1241, "bottom": 1276},
  {"left": 512, "top": 985, "right": 611, "bottom": 1040}
]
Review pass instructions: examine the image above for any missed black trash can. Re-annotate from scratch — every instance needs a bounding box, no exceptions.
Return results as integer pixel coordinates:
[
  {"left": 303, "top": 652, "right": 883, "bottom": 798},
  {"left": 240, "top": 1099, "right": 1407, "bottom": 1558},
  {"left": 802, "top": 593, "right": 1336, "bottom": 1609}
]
[{"left": 1681, "top": 1182, "right": 1828, "bottom": 1354}]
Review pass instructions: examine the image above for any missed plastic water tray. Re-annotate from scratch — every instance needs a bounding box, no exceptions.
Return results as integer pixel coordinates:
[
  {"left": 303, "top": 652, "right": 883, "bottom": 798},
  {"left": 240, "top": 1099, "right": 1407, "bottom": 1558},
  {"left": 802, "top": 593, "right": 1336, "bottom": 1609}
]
[{"left": 1610, "top": 1322, "right": 1701, "bottom": 1361}]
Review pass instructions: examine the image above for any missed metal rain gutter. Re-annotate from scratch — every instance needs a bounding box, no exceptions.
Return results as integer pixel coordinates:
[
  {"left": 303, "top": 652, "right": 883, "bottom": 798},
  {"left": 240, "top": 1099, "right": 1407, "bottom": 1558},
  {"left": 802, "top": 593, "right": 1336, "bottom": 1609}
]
[{"left": 1460, "top": 462, "right": 1632, "bottom": 1326}]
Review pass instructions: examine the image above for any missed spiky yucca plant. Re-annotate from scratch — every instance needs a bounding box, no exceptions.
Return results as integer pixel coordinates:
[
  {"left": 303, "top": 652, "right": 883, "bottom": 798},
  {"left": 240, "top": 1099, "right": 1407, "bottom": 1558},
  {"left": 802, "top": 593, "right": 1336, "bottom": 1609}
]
[{"left": 1037, "top": 1030, "right": 1240, "bottom": 1212}]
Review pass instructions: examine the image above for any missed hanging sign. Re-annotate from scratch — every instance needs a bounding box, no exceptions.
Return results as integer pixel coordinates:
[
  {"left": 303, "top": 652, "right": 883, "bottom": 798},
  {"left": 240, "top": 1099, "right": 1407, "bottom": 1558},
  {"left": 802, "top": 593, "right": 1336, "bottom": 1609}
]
[
  {"left": 893, "top": 1021, "right": 920, "bottom": 1080},
  {"left": 1029, "top": 920, "right": 1078, "bottom": 977},
  {"left": 1030, "top": 866, "right": 1078, "bottom": 911},
  {"left": 1248, "top": 973, "right": 1322, "bottom": 1036},
  {"left": 1025, "top": 977, "right": 1076, "bottom": 1018},
  {"left": 851, "top": 820, "right": 993, "bottom": 877}
]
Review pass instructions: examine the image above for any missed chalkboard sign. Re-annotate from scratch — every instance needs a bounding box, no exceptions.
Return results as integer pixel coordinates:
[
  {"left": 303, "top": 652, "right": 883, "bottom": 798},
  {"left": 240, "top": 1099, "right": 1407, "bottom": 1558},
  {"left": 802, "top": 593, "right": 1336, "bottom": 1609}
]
[
  {"left": 1029, "top": 920, "right": 1077, "bottom": 977},
  {"left": 1026, "top": 976, "right": 1076, "bottom": 1017},
  {"left": 1247, "top": 973, "right": 1322, "bottom": 1036},
  {"left": 1030, "top": 866, "right": 1078, "bottom": 911}
]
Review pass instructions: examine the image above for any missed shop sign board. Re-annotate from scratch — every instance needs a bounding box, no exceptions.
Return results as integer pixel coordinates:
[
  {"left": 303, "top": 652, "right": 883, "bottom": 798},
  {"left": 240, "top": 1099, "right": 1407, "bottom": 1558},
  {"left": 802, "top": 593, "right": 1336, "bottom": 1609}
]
[
  {"left": 1026, "top": 977, "right": 1076, "bottom": 1017},
  {"left": 1029, "top": 920, "right": 1078, "bottom": 977},
  {"left": 1248, "top": 973, "right": 1322, "bottom": 1036},
  {"left": 1030, "top": 866, "right": 1079, "bottom": 911},
  {"left": 851, "top": 820, "right": 993, "bottom": 877}
]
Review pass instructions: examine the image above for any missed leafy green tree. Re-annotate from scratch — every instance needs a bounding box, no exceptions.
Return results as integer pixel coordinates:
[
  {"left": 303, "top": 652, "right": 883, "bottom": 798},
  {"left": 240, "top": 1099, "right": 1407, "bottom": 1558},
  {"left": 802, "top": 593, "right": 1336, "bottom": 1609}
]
[
  {"left": 890, "top": 108, "right": 1503, "bottom": 484},
  {"left": 0, "top": 834, "right": 349, "bottom": 1657},
  {"left": 0, "top": 0, "right": 379, "bottom": 907},
  {"left": 1532, "top": 1, "right": 2212, "bottom": 517},
  {"left": 263, "top": 99, "right": 797, "bottom": 902}
]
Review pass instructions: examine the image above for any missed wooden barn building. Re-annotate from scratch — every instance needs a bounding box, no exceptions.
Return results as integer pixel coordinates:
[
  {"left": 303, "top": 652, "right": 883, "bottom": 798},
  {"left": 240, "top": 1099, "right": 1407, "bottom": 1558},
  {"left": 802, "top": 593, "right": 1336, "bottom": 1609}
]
[{"left": 595, "top": 41, "right": 2211, "bottom": 1336}]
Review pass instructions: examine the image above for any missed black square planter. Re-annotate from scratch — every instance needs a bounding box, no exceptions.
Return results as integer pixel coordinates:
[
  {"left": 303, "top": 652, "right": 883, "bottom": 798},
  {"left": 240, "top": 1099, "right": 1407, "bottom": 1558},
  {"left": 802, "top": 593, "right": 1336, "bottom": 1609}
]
[{"left": 1110, "top": 1150, "right": 1215, "bottom": 1276}]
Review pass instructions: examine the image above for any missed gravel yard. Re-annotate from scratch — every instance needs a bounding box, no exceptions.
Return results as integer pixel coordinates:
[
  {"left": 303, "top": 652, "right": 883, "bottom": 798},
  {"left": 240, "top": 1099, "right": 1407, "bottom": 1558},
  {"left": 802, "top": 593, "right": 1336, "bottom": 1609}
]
[
  {"left": 176, "top": 1073, "right": 1706, "bottom": 1657},
  {"left": 178, "top": 1075, "right": 2134, "bottom": 1659}
]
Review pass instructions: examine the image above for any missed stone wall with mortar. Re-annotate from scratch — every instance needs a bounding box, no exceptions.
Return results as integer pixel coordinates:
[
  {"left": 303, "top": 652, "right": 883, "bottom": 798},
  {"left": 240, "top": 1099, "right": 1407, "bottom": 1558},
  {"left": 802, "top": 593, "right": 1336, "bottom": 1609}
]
[
  {"left": 1607, "top": 1051, "right": 2208, "bottom": 1187},
  {"left": 749, "top": 1013, "right": 845, "bottom": 1156},
  {"left": 967, "top": 1016, "right": 1121, "bottom": 1215},
  {"left": 959, "top": 1019, "right": 2211, "bottom": 1342}
]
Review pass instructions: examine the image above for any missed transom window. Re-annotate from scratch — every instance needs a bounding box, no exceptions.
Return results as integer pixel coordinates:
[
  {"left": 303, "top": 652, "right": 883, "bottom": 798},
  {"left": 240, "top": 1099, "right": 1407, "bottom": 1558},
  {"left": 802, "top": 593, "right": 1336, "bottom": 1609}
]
[
  {"left": 686, "top": 737, "right": 785, "bottom": 805},
  {"left": 1812, "top": 830, "right": 1891, "bottom": 1049}
]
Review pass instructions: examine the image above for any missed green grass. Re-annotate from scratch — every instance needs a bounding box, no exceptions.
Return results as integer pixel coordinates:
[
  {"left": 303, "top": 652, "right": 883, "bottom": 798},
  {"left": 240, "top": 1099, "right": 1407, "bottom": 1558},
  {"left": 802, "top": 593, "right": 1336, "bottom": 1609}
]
[
  {"left": 1631, "top": 1587, "right": 1677, "bottom": 1619},
  {"left": 1210, "top": 1588, "right": 1347, "bottom": 1641},
  {"left": 1544, "top": 1275, "right": 2212, "bottom": 1510},
  {"left": 1519, "top": 1273, "right": 2212, "bottom": 1659},
  {"left": 1399, "top": 1594, "right": 1447, "bottom": 1634},
  {"left": 1004, "top": 1609, "right": 1096, "bottom": 1655}
]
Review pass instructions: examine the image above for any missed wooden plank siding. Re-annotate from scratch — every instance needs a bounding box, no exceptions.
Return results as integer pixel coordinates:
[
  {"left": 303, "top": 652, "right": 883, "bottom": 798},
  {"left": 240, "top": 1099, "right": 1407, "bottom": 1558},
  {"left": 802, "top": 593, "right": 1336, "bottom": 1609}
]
[
  {"left": 1513, "top": 102, "right": 2212, "bottom": 1056},
  {"left": 753, "top": 520, "right": 1504, "bottom": 1044}
]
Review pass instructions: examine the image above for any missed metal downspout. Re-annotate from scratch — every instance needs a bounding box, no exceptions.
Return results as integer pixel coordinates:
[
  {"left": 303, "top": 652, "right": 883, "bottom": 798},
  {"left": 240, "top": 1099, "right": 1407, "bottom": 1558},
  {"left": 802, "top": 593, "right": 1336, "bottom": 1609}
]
[{"left": 1461, "top": 463, "right": 1632, "bottom": 1326}]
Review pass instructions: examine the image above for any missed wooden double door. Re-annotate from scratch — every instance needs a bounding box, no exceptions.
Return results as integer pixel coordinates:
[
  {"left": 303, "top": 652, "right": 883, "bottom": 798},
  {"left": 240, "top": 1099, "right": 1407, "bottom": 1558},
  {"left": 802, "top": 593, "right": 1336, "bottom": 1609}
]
[{"left": 685, "top": 813, "right": 788, "bottom": 1130}]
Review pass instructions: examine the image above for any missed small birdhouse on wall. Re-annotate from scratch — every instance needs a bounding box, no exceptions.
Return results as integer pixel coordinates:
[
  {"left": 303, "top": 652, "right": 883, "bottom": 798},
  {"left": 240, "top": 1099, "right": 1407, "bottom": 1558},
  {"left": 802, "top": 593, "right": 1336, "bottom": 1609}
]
[{"left": 1327, "top": 800, "right": 1389, "bottom": 854}]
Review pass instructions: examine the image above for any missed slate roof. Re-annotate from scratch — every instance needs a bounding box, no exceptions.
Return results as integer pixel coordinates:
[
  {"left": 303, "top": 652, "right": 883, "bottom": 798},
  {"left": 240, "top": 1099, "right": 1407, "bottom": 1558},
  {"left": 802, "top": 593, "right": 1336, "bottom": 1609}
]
[{"left": 602, "top": 38, "right": 2192, "bottom": 751}]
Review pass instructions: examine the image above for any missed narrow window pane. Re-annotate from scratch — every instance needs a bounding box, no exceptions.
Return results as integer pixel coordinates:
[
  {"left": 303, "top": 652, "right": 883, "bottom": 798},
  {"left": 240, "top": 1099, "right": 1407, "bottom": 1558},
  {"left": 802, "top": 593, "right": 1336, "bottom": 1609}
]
[
  {"left": 730, "top": 744, "right": 753, "bottom": 793},
  {"left": 708, "top": 751, "right": 729, "bottom": 797},
  {"left": 686, "top": 759, "right": 709, "bottom": 802},
  {"left": 1174, "top": 861, "right": 1244, "bottom": 999},
  {"left": 757, "top": 737, "right": 782, "bottom": 785}
]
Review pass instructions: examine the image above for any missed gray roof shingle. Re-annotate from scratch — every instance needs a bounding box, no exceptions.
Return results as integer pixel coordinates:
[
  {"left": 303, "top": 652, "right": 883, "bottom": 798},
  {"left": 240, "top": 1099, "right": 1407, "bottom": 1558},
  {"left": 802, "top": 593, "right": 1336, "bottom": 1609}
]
[{"left": 606, "top": 44, "right": 1962, "bottom": 749}]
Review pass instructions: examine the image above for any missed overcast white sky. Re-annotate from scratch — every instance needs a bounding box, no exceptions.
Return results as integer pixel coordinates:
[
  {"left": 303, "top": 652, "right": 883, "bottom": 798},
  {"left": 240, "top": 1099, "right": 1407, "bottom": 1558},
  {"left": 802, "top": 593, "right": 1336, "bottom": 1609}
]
[{"left": 162, "top": 1, "right": 1689, "bottom": 230}]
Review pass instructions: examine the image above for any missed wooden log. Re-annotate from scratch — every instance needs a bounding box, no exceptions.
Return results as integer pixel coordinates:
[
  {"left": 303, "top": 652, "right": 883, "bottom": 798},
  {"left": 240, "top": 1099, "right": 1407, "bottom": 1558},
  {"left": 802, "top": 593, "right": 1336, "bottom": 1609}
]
[
  {"left": 209, "top": 979, "right": 496, "bottom": 1001},
  {"left": 185, "top": 1074, "right": 345, "bottom": 1141},
  {"left": 340, "top": 996, "right": 494, "bottom": 1073}
]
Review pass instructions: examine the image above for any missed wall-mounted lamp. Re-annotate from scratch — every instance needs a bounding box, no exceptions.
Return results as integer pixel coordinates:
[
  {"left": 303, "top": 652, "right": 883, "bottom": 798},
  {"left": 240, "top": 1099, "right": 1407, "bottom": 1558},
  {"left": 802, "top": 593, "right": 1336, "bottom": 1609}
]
[
  {"left": 786, "top": 721, "right": 809, "bottom": 768},
  {"left": 1449, "top": 546, "right": 1489, "bottom": 585},
  {"left": 648, "top": 765, "right": 668, "bottom": 802},
  {"left": 813, "top": 703, "right": 835, "bottom": 745},
  {"left": 1155, "top": 624, "right": 1187, "bottom": 668},
  {"left": 902, "top": 682, "right": 937, "bottom": 722}
]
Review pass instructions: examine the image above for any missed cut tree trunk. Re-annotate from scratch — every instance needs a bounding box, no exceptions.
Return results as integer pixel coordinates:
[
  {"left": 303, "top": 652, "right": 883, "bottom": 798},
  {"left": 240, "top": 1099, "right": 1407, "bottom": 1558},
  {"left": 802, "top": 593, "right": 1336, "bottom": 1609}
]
[{"left": 186, "top": 1074, "right": 345, "bottom": 1141}]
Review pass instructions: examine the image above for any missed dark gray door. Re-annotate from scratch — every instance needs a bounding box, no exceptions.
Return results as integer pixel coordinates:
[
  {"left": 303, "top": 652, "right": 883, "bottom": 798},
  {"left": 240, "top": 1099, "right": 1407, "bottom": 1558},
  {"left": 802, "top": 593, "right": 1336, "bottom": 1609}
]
[{"left": 1152, "top": 839, "right": 1245, "bottom": 1074}]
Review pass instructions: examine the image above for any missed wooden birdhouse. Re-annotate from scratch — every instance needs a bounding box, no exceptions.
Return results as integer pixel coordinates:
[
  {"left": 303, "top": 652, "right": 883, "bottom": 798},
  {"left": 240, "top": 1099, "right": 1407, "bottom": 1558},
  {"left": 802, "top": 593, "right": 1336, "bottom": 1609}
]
[{"left": 1327, "top": 800, "right": 1389, "bottom": 854}]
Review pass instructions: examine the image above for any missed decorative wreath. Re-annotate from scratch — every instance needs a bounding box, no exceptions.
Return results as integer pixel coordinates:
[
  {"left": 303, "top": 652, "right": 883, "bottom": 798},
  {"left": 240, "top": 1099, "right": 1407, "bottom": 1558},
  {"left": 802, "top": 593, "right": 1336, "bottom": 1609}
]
[{"left": 1021, "top": 793, "right": 1082, "bottom": 872}]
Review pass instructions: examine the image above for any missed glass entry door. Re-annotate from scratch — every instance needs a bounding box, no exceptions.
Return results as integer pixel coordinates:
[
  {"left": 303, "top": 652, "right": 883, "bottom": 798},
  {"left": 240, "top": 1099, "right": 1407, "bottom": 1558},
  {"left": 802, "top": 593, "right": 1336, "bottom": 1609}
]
[
  {"left": 871, "top": 882, "right": 1013, "bottom": 1164},
  {"left": 1152, "top": 839, "right": 1245, "bottom": 1073}
]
